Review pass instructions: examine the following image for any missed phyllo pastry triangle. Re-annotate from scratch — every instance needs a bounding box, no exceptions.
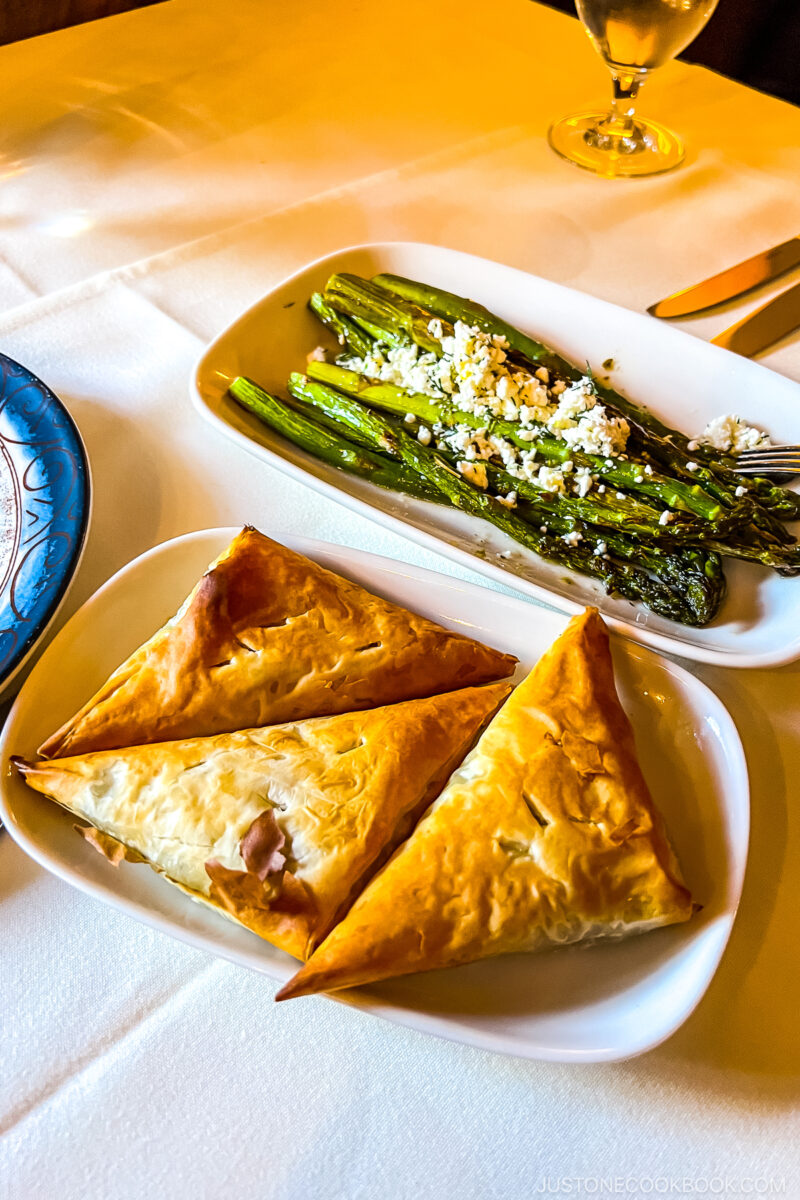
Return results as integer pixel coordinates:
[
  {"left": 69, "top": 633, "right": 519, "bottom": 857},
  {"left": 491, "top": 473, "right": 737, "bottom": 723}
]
[
  {"left": 39, "top": 527, "right": 516, "bottom": 758},
  {"left": 276, "top": 609, "right": 693, "bottom": 999},
  {"left": 15, "top": 682, "right": 511, "bottom": 960}
]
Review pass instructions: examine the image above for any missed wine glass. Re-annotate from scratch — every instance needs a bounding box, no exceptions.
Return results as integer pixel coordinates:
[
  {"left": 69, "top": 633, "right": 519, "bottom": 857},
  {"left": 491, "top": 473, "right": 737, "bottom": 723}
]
[{"left": 548, "top": 0, "right": 720, "bottom": 178}]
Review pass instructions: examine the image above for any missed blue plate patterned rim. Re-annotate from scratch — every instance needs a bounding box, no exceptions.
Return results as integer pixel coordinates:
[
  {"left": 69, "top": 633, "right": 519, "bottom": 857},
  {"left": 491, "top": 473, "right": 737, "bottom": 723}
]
[{"left": 0, "top": 353, "right": 90, "bottom": 690}]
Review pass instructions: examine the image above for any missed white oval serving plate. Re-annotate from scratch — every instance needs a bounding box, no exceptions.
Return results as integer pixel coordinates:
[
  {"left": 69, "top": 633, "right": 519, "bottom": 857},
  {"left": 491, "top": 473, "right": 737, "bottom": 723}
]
[
  {"left": 192, "top": 241, "right": 800, "bottom": 668},
  {"left": 0, "top": 527, "right": 748, "bottom": 1063}
]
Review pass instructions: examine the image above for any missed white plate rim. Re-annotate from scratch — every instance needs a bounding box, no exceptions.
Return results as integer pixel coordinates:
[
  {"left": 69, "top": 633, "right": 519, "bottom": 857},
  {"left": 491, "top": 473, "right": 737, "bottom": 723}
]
[
  {"left": 190, "top": 239, "right": 800, "bottom": 670},
  {"left": 0, "top": 526, "right": 751, "bottom": 1064}
]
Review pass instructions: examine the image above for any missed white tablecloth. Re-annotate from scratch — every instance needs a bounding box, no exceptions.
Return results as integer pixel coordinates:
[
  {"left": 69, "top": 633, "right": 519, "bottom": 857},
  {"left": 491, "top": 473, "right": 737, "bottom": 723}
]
[{"left": 2, "top": 2, "right": 800, "bottom": 1197}]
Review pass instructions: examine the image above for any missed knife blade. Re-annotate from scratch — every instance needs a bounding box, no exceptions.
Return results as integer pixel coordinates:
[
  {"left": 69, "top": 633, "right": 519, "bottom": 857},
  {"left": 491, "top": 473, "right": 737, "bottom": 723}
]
[
  {"left": 710, "top": 281, "right": 800, "bottom": 357},
  {"left": 648, "top": 236, "right": 800, "bottom": 318}
]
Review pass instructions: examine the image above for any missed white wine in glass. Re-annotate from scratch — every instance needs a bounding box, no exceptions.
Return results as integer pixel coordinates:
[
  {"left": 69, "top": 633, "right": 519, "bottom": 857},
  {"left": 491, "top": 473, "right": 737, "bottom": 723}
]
[{"left": 548, "top": 0, "right": 720, "bottom": 178}]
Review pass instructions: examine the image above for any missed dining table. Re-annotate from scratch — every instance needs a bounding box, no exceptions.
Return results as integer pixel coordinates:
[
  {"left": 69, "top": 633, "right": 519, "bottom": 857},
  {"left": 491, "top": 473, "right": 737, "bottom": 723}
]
[{"left": 1, "top": 0, "right": 799, "bottom": 1196}]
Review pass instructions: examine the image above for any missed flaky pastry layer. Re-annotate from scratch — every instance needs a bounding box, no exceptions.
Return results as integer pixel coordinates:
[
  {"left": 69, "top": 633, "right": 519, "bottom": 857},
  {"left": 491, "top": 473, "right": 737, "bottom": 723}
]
[
  {"left": 18, "top": 682, "right": 512, "bottom": 959},
  {"left": 40, "top": 527, "right": 516, "bottom": 758},
  {"left": 278, "top": 609, "right": 694, "bottom": 998}
]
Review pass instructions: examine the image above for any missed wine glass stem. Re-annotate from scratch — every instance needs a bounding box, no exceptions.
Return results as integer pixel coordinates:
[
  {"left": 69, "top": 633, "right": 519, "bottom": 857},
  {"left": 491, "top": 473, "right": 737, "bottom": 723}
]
[{"left": 603, "top": 70, "right": 645, "bottom": 139}]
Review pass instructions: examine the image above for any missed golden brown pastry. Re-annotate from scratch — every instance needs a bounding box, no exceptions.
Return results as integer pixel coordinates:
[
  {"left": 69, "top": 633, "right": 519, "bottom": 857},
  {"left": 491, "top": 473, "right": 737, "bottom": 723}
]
[
  {"left": 277, "top": 609, "right": 693, "bottom": 999},
  {"left": 16, "top": 682, "right": 511, "bottom": 959},
  {"left": 39, "top": 527, "right": 516, "bottom": 758}
]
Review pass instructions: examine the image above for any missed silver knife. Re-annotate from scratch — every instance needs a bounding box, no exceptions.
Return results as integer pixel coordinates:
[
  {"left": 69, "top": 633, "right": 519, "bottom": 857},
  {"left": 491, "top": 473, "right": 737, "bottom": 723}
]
[
  {"left": 648, "top": 236, "right": 800, "bottom": 318},
  {"left": 710, "top": 281, "right": 800, "bottom": 357}
]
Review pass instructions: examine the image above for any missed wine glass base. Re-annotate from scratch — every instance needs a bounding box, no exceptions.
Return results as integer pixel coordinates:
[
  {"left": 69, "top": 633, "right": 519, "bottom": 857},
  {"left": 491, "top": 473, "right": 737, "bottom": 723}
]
[{"left": 547, "top": 111, "right": 685, "bottom": 179}]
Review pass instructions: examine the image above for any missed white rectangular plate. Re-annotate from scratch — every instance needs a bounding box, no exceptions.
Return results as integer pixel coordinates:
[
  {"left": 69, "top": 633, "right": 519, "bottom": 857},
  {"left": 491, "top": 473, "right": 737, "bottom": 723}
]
[
  {"left": 192, "top": 242, "right": 800, "bottom": 668},
  {"left": 0, "top": 528, "right": 748, "bottom": 1063}
]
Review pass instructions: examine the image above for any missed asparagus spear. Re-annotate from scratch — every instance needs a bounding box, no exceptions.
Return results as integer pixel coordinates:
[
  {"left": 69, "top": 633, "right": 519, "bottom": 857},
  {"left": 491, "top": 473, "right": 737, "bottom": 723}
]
[
  {"left": 374, "top": 272, "right": 573, "bottom": 373},
  {"left": 410, "top": 411, "right": 797, "bottom": 572},
  {"left": 309, "top": 293, "right": 374, "bottom": 359},
  {"left": 625, "top": 423, "right": 796, "bottom": 541},
  {"left": 319, "top": 280, "right": 762, "bottom": 527},
  {"left": 311, "top": 366, "right": 800, "bottom": 572},
  {"left": 373, "top": 267, "right": 723, "bottom": 480},
  {"left": 372, "top": 271, "right": 800, "bottom": 521},
  {"left": 305, "top": 361, "right": 730, "bottom": 526},
  {"left": 295, "top": 373, "right": 701, "bottom": 541},
  {"left": 228, "top": 376, "right": 442, "bottom": 504},
  {"left": 284, "top": 373, "right": 722, "bottom": 625},
  {"left": 510, "top": 490, "right": 726, "bottom": 620},
  {"left": 329, "top": 272, "right": 800, "bottom": 536},
  {"left": 325, "top": 274, "right": 440, "bottom": 354},
  {"left": 367, "top": 273, "right": 736, "bottom": 443}
]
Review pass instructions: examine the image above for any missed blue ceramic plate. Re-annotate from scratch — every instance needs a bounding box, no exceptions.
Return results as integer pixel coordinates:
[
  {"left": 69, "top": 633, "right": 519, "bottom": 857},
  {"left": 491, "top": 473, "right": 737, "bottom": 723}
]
[{"left": 0, "top": 353, "right": 89, "bottom": 693}]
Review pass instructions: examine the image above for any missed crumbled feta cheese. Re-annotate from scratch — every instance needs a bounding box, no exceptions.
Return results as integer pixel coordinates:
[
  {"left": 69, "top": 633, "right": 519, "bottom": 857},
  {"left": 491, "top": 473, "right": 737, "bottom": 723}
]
[
  {"left": 735, "top": 485, "right": 747, "bottom": 498},
  {"left": 438, "top": 424, "right": 521, "bottom": 473},
  {"left": 354, "top": 340, "right": 441, "bottom": 398},
  {"left": 698, "top": 414, "right": 771, "bottom": 454},
  {"left": 547, "top": 378, "right": 596, "bottom": 429},
  {"left": 686, "top": 461, "right": 699, "bottom": 472},
  {"left": 558, "top": 404, "right": 630, "bottom": 457},
  {"left": 306, "top": 345, "right": 327, "bottom": 363},
  {"left": 562, "top": 530, "right": 583, "bottom": 546},
  {"left": 593, "top": 541, "right": 608, "bottom": 556},
  {"left": 687, "top": 439, "right": 699, "bottom": 452},
  {"left": 573, "top": 466, "right": 594, "bottom": 498},
  {"left": 644, "top": 464, "right": 653, "bottom": 475},
  {"left": 457, "top": 460, "right": 488, "bottom": 489},
  {"left": 518, "top": 399, "right": 549, "bottom": 424},
  {"left": 491, "top": 435, "right": 521, "bottom": 467},
  {"left": 350, "top": 320, "right": 561, "bottom": 426},
  {"left": 513, "top": 449, "right": 534, "bottom": 479},
  {"left": 597, "top": 484, "right": 606, "bottom": 494},
  {"left": 404, "top": 412, "right": 416, "bottom": 425},
  {"left": 658, "top": 511, "right": 673, "bottom": 526},
  {"left": 495, "top": 491, "right": 518, "bottom": 508},
  {"left": 616, "top": 492, "right": 626, "bottom": 500},
  {"left": 635, "top": 475, "right": 644, "bottom": 484},
  {"left": 540, "top": 525, "right": 548, "bottom": 533},
  {"left": 535, "top": 465, "right": 567, "bottom": 494},
  {"left": 417, "top": 426, "right": 432, "bottom": 446},
  {"left": 346, "top": 329, "right": 631, "bottom": 458}
]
